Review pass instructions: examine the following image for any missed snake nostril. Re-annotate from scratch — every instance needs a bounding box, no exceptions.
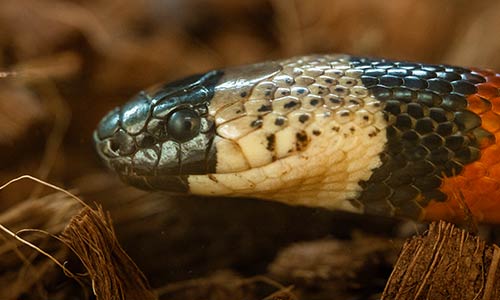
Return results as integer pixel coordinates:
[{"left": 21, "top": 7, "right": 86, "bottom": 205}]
[{"left": 109, "top": 139, "right": 120, "bottom": 153}]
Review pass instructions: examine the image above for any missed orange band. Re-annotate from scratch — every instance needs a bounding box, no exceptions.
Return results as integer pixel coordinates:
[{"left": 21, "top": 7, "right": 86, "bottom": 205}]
[{"left": 424, "top": 70, "right": 500, "bottom": 223}]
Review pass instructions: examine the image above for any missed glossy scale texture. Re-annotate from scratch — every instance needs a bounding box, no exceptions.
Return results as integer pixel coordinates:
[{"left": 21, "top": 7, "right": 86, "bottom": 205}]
[{"left": 94, "top": 55, "right": 500, "bottom": 223}]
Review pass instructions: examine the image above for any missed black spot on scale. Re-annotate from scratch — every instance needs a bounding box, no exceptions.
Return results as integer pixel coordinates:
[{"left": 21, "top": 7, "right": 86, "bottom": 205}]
[
  {"left": 298, "top": 114, "right": 310, "bottom": 123},
  {"left": 329, "top": 97, "right": 342, "bottom": 104},
  {"left": 312, "top": 130, "right": 321, "bottom": 136},
  {"left": 274, "top": 117, "right": 285, "bottom": 126},
  {"left": 295, "top": 131, "right": 309, "bottom": 151},
  {"left": 296, "top": 88, "right": 307, "bottom": 94},
  {"left": 334, "top": 86, "right": 347, "bottom": 94},
  {"left": 284, "top": 101, "right": 298, "bottom": 109},
  {"left": 266, "top": 134, "right": 275, "bottom": 151},
  {"left": 257, "top": 105, "right": 272, "bottom": 112},
  {"left": 240, "top": 91, "right": 248, "bottom": 97},
  {"left": 350, "top": 56, "right": 489, "bottom": 219},
  {"left": 296, "top": 132, "right": 308, "bottom": 142},
  {"left": 310, "top": 99, "right": 319, "bottom": 106}
]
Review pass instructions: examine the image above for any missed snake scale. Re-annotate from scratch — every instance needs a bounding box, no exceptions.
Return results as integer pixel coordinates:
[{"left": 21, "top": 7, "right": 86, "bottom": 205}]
[{"left": 94, "top": 55, "right": 500, "bottom": 223}]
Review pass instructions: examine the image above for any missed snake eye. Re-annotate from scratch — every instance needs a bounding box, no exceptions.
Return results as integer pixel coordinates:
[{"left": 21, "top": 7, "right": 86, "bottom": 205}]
[{"left": 167, "top": 109, "right": 201, "bottom": 142}]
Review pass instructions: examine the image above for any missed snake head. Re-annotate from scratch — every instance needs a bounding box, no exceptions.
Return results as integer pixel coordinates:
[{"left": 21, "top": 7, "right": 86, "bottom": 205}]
[
  {"left": 94, "top": 71, "right": 224, "bottom": 191},
  {"left": 94, "top": 61, "right": 283, "bottom": 192}
]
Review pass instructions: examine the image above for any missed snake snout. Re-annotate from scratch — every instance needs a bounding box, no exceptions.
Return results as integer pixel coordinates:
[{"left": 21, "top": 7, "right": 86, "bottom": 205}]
[
  {"left": 94, "top": 92, "right": 156, "bottom": 175},
  {"left": 93, "top": 109, "right": 134, "bottom": 177}
]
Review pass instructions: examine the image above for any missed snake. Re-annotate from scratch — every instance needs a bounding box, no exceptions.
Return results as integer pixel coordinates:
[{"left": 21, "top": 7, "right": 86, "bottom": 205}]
[{"left": 93, "top": 54, "right": 500, "bottom": 223}]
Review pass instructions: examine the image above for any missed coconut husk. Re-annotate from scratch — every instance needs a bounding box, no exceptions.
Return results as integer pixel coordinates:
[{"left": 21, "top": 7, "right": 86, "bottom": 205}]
[
  {"left": 383, "top": 221, "right": 500, "bottom": 300},
  {"left": 59, "top": 205, "right": 156, "bottom": 300}
]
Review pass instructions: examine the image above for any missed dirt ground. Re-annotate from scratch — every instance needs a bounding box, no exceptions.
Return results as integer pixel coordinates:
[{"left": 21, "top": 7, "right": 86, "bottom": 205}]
[{"left": 1, "top": 0, "right": 500, "bottom": 299}]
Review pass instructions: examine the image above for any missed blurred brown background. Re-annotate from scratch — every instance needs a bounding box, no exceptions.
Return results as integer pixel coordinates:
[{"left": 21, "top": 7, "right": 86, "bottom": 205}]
[{"left": 0, "top": 0, "right": 500, "bottom": 299}]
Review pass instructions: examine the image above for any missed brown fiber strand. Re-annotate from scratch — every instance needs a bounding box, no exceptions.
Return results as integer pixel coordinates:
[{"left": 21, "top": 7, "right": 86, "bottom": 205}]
[{"left": 59, "top": 206, "right": 156, "bottom": 300}]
